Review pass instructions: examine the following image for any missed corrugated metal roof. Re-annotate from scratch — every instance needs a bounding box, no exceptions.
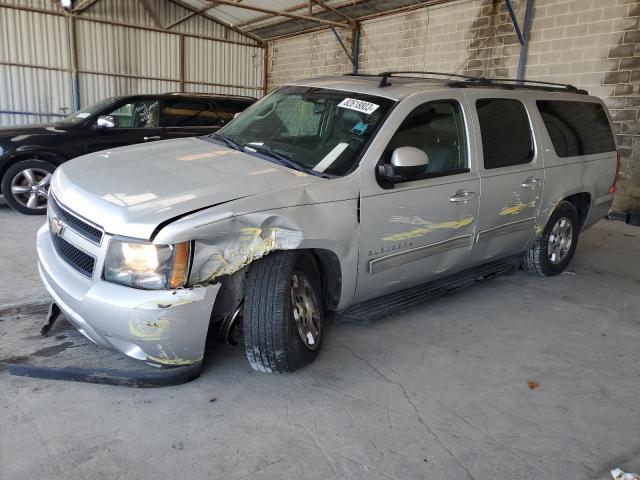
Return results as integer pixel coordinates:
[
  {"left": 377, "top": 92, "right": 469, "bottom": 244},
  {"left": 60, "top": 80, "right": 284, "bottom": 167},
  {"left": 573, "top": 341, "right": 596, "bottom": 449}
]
[
  {"left": 174, "top": 0, "right": 448, "bottom": 39},
  {"left": 179, "top": 0, "right": 321, "bottom": 26}
]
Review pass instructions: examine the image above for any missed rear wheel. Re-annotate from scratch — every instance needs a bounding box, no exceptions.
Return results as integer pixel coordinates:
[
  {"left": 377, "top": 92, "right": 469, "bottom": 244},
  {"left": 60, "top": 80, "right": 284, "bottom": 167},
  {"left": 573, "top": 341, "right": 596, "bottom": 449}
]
[
  {"left": 243, "top": 251, "right": 323, "bottom": 373},
  {"left": 1, "top": 159, "right": 56, "bottom": 215},
  {"left": 524, "top": 200, "right": 580, "bottom": 276}
]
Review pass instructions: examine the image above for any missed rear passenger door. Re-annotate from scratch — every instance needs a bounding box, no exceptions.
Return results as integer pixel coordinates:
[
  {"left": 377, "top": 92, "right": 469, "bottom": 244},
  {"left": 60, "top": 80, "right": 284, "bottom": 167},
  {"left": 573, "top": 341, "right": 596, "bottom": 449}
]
[
  {"left": 467, "top": 94, "right": 544, "bottom": 261},
  {"left": 162, "top": 99, "right": 226, "bottom": 139}
]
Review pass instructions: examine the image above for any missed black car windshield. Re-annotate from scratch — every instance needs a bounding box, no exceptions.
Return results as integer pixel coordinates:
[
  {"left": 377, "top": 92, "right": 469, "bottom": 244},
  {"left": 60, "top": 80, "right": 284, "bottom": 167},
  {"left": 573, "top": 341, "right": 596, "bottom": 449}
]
[
  {"left": 212, "top": 86, "right": 394, "bottom": 177},
  {"left": 60, "top": 97, "right": 122, "bottom": 125}
]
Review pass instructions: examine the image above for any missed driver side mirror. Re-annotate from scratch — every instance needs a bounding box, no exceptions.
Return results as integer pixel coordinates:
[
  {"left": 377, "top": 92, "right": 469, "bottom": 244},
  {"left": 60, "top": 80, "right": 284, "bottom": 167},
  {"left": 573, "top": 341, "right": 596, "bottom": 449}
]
[
  {"left": 96, "top": 115, "right": 115, "bottom": 129},
  {"left": 378, "top": 147, "right": 429, "bottom": 184}
]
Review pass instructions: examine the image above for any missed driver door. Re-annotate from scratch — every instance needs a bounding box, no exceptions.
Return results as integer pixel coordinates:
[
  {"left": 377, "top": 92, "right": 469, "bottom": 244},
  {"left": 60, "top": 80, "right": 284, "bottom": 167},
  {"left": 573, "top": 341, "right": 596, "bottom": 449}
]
[
  {"left": 355, "top": 94, "right": 480, "bottom": 303},
  {"left": 87, "top": 98, "right": 165, "bottom": 153}
]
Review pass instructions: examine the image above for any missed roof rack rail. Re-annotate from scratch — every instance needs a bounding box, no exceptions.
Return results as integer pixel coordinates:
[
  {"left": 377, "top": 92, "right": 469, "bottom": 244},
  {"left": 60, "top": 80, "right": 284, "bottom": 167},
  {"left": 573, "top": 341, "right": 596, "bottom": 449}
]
[
  {"left": 447, "top": 77, "right": 588, "bottom": 94},
  {"left": 375, "top": 71, "right": 477, "bottom": 88},
  {"left": 353, "top": 70, "right": 587, "bottom": 94}
]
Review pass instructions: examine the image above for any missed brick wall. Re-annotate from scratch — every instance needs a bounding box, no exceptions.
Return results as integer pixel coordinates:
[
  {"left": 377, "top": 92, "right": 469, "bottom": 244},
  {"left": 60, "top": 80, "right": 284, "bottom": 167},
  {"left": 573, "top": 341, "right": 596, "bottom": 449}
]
[{"left": 267, "top": 0, "right": 640, "bottom": 213}]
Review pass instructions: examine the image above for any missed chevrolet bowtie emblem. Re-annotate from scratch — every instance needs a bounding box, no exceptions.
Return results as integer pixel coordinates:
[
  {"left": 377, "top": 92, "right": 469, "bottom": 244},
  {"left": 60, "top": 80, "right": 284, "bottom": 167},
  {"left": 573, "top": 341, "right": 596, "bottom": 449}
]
[{"left": 50, "top": 216, "right": 64, "bottom": 236}]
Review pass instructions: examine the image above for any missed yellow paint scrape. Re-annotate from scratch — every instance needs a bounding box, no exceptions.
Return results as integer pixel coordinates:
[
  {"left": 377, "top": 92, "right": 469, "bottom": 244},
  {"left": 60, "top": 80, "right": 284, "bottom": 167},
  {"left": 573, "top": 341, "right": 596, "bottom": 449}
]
[
  {"left": 499, "top": 200, "right": 538, "bottom": 216},
  {"left": 128, "top": 317, "right": 171, "bottom": 341},
  {"left": 147, "top": 354, "right": 201, "bottom": 366},
  {"left": 382, "top": 216, "right": 474, "bottom": 242}
]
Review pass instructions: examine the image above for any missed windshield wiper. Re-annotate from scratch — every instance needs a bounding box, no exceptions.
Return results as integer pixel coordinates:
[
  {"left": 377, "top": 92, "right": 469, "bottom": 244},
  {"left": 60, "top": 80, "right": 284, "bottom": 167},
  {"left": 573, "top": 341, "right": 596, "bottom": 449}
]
[
  {"left": 205, "top": 132, "right": 242, "bottom": 151},
  {"left": 243, "top": 144, "right": 313, "bottom": 176}
]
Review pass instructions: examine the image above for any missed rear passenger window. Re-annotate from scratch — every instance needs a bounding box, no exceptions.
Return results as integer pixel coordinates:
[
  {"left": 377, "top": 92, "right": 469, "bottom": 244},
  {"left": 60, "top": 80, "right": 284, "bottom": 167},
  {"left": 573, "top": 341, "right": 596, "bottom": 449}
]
[
  {"left": 476, "top": 99, "right": 533, "bottom": 169},
  {"left": 217, "top": 100, "right": 252, "bottom": 119},
  {"left": 536, "top": 100, "right": 616, "bottom": 157},
  {"left": 162, "top": 101, "right": 223, "bottom": 127},
  {"left": 386, "top": 100, "right": 468, "bottom": 176}
]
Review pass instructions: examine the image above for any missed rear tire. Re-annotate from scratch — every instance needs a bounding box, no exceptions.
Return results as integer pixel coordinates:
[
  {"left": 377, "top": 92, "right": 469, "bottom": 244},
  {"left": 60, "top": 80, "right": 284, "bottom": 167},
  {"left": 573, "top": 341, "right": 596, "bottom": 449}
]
[
  {"left": 243, "top": 251, "right": 323, "bottom": 373},
  {"left": 524, "top": 200, "right": 580, "bottom": 276},
  {"left": 2, "top": 159, "right": 56, "bottom": 215}
]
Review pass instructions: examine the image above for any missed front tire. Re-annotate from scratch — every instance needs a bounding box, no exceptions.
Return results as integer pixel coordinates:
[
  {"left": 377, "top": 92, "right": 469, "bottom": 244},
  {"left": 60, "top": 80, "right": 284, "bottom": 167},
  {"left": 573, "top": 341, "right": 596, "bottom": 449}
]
[
  {"left": 524, "top": 200, "right": 580, "bottom": 276},
  {"left": 243, "top": 251, "right": 323, "bottom": 373},
  {"left": 1, "top": 159, "right": 56, "bottom": 215}
]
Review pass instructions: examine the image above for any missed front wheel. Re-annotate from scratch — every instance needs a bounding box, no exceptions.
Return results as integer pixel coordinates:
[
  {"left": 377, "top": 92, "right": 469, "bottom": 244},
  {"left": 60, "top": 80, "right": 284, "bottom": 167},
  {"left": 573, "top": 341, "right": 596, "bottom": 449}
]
[
  {"left": 1, "top": 159, "right": 56, "bottom": 215},
  {"left": 243, "top": 251, "right": 324, "bottom": 373},
  {"left": 524, "top": 200, "right": 580, "bottom": 276}
]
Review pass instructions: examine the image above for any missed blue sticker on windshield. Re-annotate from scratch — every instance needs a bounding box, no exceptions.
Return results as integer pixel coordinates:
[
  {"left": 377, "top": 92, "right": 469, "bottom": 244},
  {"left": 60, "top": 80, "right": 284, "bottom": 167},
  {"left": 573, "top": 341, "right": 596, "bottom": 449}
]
[{"left": 351, "top": 121, "right": 368, "bottom": 135}]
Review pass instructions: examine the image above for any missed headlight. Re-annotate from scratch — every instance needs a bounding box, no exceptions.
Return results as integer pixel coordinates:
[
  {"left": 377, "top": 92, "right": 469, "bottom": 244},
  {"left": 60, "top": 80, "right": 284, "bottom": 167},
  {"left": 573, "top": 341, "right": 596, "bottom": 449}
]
[{"left": 104, "top": 239, "right": 191, "bottom": 290}]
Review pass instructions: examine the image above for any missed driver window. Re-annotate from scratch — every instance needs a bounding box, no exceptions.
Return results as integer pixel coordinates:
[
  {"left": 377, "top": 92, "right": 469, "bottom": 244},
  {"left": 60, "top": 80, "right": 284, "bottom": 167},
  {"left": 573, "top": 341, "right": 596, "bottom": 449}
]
[
  {"left": 107, "top": 100, "right": 160, "bottom": 128},
  {"left": 387, "top": 100, "right": 468, "bottom": 176}
]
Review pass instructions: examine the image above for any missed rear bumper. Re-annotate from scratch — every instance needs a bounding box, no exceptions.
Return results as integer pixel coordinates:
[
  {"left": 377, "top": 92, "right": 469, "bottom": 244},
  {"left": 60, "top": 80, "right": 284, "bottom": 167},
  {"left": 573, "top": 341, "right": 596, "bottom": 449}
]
[{"left": 37, "top": 225, "right": 220, "bottom": 367}]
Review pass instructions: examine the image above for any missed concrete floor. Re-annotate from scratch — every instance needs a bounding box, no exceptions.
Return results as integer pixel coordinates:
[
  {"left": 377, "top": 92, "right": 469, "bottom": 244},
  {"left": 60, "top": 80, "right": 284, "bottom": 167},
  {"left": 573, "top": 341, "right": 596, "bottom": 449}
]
[
  {"left": 0, "top": 198, "right": 48, "bottom": 308},
  {"left": 0, "top": 209, "right": 639, "bottom": 480}
]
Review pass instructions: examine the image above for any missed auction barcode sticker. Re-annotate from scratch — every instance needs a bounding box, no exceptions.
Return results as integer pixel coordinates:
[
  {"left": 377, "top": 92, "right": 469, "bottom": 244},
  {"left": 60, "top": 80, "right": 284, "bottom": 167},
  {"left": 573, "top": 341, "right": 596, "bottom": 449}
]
[{"left": 338, "top": 98, "right": 379, "bottom": 115}]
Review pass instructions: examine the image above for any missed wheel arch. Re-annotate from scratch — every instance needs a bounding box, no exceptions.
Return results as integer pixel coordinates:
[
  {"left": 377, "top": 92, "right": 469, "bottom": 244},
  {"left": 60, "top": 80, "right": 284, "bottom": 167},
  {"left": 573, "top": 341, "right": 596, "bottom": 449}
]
[
  {"left": 308, "top": 248, "right": 343, "bottom": 312},
  {"left": 0, "top": 149, "right": 67, "bottom": 194},
  {"left": 564, "top": 192, "right": 591, "bottom": 230}
]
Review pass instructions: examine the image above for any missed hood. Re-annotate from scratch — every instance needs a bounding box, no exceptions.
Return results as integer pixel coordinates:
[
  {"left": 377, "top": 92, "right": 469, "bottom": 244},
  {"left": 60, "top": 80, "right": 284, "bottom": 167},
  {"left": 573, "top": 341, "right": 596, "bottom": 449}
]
[{"left": 51, "top": 137, "right": 322, "bottom": 240}]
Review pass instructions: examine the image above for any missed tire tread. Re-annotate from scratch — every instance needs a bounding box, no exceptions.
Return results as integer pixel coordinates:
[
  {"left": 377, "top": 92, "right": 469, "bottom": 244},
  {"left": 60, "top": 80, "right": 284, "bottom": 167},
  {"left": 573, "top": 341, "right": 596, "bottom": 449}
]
[{"left": 243, "top": 251, "right": 321, "bottom": 374}]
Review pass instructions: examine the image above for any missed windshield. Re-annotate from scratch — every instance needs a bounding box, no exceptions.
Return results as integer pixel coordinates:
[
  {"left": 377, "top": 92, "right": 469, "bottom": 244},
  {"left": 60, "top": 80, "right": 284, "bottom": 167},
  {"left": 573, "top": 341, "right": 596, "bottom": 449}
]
[
  {"left": 60, "top": 97, "right": 121, "bottom": 125},
  {"left": 211, "top": 86, "right": 394, "bottom": 177}
]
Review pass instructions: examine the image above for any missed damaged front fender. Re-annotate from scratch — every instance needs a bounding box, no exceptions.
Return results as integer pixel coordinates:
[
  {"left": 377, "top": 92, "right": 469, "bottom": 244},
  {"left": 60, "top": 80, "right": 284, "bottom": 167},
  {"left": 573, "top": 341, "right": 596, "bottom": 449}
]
[{"left": 191, "top": 221, "right": 303, "bottom": 284}]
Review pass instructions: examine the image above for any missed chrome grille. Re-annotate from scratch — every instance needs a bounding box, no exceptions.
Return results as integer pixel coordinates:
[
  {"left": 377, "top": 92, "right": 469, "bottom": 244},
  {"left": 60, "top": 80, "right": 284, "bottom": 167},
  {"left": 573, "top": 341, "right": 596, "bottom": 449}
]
[
  {"left": 49, "top": 195, "right": 103, "bottom": 244},
  {"left": 51, "top": 233, "right": 96, "bottom": 278}
]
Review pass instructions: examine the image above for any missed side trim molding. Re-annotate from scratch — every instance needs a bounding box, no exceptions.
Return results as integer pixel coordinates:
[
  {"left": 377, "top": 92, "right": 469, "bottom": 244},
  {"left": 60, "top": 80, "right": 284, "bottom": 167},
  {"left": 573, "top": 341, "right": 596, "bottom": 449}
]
[
  {"left": 369, "top": 234, "right": 472, "bottom": 274},
  {"left": 477, "top": 217, "right": 536, "bottom": 243}
]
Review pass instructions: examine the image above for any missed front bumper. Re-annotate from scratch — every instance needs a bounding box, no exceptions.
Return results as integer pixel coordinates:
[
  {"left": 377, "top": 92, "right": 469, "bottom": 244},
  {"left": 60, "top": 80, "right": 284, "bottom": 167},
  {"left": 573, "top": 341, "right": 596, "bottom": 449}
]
[{"left": 36, "top": 225, "right": 220, "bottom": 367}]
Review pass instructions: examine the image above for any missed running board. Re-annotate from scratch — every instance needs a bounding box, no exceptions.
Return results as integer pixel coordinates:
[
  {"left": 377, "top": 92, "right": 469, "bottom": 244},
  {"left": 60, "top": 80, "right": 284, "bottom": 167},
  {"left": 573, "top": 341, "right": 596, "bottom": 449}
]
[{"left": 338, "top": 256, "right": 522, "bottom": 323}]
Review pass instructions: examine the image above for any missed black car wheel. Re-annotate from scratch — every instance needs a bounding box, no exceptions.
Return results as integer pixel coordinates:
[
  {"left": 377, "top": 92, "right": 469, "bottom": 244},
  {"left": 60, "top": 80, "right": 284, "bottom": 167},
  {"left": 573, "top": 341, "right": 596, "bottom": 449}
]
[
  {"left": 243, "top": 251, "right": 323, "bottom": 373},
  {"left": 1, "top": 159, "right": 55, "bottom": 215},
  {"left": 524, "top": 200, "right": 580, "bottom": 276}
]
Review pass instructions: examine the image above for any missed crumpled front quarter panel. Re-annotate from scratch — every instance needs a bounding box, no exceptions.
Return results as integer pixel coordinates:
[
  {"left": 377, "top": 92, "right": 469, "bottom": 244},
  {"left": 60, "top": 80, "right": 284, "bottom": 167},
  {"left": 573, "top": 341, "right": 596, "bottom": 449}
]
[{"left": 154, "top": 175, "right": 362, "bottom": 311}]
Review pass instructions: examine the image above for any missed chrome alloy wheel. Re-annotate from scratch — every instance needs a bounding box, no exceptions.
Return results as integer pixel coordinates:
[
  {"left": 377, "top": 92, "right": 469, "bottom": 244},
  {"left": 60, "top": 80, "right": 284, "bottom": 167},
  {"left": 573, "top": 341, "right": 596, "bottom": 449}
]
[
  {"left": 548, "top": 217, "right": 573, "bottom": 264},
  {"left": 10, "top": 168, "right": 51, "bottom": 210},
  {"left": 290, "top": 270, "right": 321, "bottom": 350}
]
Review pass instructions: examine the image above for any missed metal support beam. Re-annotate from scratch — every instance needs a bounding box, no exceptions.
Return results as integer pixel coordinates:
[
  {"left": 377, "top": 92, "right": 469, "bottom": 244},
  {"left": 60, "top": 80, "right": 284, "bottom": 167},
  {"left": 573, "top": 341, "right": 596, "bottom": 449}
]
[
  {"left": 262, "top": 43, "right": 269, "bottom": 96},
  {"left": 178, "top": 34, "right": 185, "bottom": 92},
  {"left": 138, "top": 0, "right": 163, "bottom": 28},
  {"left": 351, "top": 24, "right": 360, "bottom": 75},
  {"left": 313, "top": 0, "right": 354, "bottom": 23},
  {"left": 165, "top": 9, "right": 202, "bottom": 30},
  {"left": 67, "top": 15, "right": 81, "bottom": 110},
  {"left": 517, "top": 0, "right": 535, "bottom": 81},
  {"left": 72, "top": 0, "right": 102, "bottom": 14},
  {"left": 235, "top": 0, "right": 366, "bottom": 28},
  {"left": 504, "top": 0, "right": 526, "bottom": 46},
  {"left": 204, "top": 0, "right": 350, "bottom": 28},
  {"left": 330, "top": 27, "right": 353, "bottom": 65},
  {"left": 168, "top": 0, "right": 263, "bottom": 44}
]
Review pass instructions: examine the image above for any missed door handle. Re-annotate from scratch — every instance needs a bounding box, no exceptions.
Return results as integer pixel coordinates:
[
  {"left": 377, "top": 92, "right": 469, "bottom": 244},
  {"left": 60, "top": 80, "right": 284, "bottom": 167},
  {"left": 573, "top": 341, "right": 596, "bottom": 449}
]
[
  {"left": 522, "top": 177, "right": 541, "bottom": 189},
  {"left": 143, "top": 136, "right": 161, "bottom": 141},
  {"left": 449, "top": 190, "right": 475, "bottom": 204}
]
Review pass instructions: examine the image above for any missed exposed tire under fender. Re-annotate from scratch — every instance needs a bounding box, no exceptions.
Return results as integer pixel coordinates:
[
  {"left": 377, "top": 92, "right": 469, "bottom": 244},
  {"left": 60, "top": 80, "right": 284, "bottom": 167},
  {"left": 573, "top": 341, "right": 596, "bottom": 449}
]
[
  {"left": 243, "top": 250, "right": 324, "bottom": 373},
  {"left": 524, "top": 200, "right": 580, "bottom": 277}
]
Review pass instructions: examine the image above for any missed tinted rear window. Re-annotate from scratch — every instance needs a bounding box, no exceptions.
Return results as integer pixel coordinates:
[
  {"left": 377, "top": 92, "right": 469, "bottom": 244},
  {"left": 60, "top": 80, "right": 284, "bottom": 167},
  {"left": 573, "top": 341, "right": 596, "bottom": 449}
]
[
  {"left": 162, "top": 101, "right": 222, "bottom": 127},
  {"left": 476, "top": 98, "right": 533, "bottom": 169},
  {"left": 536, "top": 100, "right": 615, "bottom": 157}
]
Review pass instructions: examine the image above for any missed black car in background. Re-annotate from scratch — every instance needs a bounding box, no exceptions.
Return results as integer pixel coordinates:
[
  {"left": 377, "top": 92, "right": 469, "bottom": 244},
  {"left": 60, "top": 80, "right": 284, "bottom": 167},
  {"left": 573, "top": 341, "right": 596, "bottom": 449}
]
[{"left": 0, "top": 93, "right": 256, "bottom": 214}]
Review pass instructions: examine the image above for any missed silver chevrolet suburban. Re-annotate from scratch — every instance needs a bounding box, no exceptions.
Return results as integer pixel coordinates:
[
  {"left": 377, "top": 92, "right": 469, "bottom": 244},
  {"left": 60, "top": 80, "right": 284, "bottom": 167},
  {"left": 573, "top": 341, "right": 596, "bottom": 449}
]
[{"left": 37, "top": 72, "right": 619, "bottom": 374}]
